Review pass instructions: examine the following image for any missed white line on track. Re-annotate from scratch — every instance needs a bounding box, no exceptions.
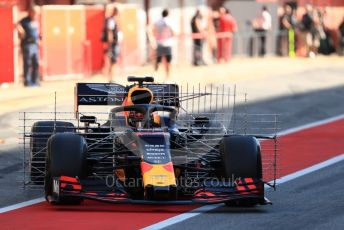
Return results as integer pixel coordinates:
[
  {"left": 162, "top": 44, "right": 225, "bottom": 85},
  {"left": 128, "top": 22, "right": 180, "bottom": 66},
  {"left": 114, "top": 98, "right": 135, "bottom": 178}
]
[
  {"left": 0, "top": 197, "right": 45, "bottom": 214},
  {"left": 277, "top": 114, "right": 344, "bottom": 137},
  {"left": 0, "top": 114, "right": 343, "bottom": 216},
  {"left": 275, "top": 154, "right": 344, "bottom": 185}
]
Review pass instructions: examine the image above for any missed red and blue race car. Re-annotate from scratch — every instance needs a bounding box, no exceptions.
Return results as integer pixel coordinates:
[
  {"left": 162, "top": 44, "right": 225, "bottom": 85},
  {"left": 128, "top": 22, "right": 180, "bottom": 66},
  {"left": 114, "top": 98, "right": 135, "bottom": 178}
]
[{"left": 26, "top": 77, "right": 277, "bottom": 206}]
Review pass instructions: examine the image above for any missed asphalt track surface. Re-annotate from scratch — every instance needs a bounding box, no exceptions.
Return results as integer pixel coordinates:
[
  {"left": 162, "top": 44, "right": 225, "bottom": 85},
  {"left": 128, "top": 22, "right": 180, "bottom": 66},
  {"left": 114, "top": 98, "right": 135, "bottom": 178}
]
[
  {"left": 163, "top": 159, "right": 344, "bottom": 230},
  {"left": 1, "top": 85, "right": 344, "bottom": 229}
]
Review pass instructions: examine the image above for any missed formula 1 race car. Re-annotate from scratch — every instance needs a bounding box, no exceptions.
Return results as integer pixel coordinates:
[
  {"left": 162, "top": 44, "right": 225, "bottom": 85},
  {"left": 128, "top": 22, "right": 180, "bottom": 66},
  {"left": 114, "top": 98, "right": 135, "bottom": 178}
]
[{"left": 25, "top": 77, "right": 277, "bottom": 206}]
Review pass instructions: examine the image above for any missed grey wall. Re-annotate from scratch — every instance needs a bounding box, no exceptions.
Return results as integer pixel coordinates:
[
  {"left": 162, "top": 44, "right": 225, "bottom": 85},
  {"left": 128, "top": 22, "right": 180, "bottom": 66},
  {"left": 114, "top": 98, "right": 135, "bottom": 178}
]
[{"left": 225, "top": 1, "right": 279, "bottom": 56}]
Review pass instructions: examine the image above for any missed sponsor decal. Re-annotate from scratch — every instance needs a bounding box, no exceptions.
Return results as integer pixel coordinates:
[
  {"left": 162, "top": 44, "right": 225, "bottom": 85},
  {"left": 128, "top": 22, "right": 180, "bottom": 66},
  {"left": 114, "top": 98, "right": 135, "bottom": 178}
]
[
  {"left": 53, "top": 179, "right": 59, "bottom": 195},
  {"left": 87, "top": 83, "right": 127, "bottom": 94},
  {"left": 78, "top": 96, "right": 124, "bottom": 104},
  {"left": 76, "top": 83, "right": 179, "bottom": 106}
]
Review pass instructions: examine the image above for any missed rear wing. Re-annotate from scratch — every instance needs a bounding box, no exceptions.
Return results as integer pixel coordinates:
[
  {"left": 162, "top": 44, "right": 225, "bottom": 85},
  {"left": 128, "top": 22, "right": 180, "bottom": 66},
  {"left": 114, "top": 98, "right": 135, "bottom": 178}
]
[{"left": 74, "top": 83, "right": 179, "bottom": 115}]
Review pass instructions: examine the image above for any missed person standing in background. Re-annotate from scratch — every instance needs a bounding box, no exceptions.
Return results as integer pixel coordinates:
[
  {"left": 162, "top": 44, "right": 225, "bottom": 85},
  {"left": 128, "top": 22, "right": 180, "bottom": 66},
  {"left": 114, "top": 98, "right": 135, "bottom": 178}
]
[
  {"left": 300, "top": 4, "right": 319, "bottom": 58},
  {"left": 207, "top": 9, "right": 218, "bottom": 64},
  {"left": 191, "top": 9, "right": 206, "bottom": 66},
  {"left": 150, "top": 9, "right": 174, "bottom": 82},
  {"left": 102, "top": 6, "right": 122, "bottom": 82},
  {"left": 317, "top": 9, "right": 334, "bottom": 55},
  {"left": 253, "top": 6, "right": 272, "bottom": 57},
  {"left": 217, "top": 7, "right": 237, "bottom": 62},
  {"left": 17, "top": 6, "right": 41, "bottom": 87},
  {"left": 278, "top": 4, "right": 296, "bottom": 56},
  {"left": 212, "top": 9, "right": 221, "bottom": 62},
  {"left": 339, "top": 17, "right": 344, "bottom": 56}
]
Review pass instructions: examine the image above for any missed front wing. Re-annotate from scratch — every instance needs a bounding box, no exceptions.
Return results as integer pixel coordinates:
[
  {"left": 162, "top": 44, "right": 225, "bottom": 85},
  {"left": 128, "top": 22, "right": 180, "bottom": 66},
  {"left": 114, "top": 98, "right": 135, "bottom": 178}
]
[{"left": 48, "top": 176, "right": 271, "bottom": 205}]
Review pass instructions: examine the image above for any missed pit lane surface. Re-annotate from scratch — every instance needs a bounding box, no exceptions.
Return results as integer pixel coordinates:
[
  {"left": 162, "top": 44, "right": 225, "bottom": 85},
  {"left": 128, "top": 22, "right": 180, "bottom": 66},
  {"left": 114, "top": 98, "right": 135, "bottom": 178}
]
[
  {"left": 0, "top": 111, "right": 344, "bottom": 229},
  {"left": 1, "top": 81, "right": 344, "bottom": 229}
]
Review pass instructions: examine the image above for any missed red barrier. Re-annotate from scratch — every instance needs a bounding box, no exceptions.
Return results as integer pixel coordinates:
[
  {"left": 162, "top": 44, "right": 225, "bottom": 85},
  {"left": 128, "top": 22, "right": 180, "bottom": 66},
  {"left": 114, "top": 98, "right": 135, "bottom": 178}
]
[
  {"left": 41, "top": 6, "right": 85, "bottom": 80},
  {"left": 85, "top": 6, "right": 104, "bottom": 73},
  {"left": 0, "top": 5, "right": 15, "bottom": 83},
  {"left": 118, "top": 5, "right": 139, "bottom": 67}
]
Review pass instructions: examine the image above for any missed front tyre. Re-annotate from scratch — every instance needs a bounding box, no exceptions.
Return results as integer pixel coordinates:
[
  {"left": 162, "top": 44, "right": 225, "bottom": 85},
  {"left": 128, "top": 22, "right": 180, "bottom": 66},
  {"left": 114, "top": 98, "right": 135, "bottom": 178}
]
[
  {"left": 30, "top": 121, "right": 74, "bottom": 185},
  {"left": 220, "top": 135, "right": 262, "bottom": 207},
  {"left": 45, "top": 133, "right": 88, "bottom": 205}
]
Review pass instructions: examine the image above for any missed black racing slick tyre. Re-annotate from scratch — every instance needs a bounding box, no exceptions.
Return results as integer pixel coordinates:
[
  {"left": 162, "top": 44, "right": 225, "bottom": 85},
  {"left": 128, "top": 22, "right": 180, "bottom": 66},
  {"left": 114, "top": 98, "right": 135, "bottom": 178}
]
[
  {"left": 220, "top": 135, "right": 262, "bottom": 179},
  {"left": 220, "top": 135, "right": 262, "bottom": 207},
  {"left": 45, "top": 133, "right": 87, "bottom": 205},
  {"left": 30, "top": 121, "right": 74, "bottom": 185}
]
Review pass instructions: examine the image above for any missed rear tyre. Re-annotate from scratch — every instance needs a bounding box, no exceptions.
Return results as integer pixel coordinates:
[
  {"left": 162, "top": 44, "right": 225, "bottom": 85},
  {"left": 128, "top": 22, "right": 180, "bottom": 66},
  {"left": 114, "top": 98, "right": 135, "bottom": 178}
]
[
  {"left": 30, "top": 121, "right": 74, "bottom": 185},
  {"left": 220, "top": 135, "right": 262, "bottom": 207},
  {"left": 45, "top": 133, "right": 87, "bottom": 205}
]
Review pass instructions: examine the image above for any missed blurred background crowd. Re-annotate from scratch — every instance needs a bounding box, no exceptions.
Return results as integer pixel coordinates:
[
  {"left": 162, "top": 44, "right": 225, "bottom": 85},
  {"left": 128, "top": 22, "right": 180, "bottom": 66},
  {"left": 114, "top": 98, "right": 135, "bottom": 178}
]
[{"left": 0, "top": 0, "right": 343, "bottom": 86}]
